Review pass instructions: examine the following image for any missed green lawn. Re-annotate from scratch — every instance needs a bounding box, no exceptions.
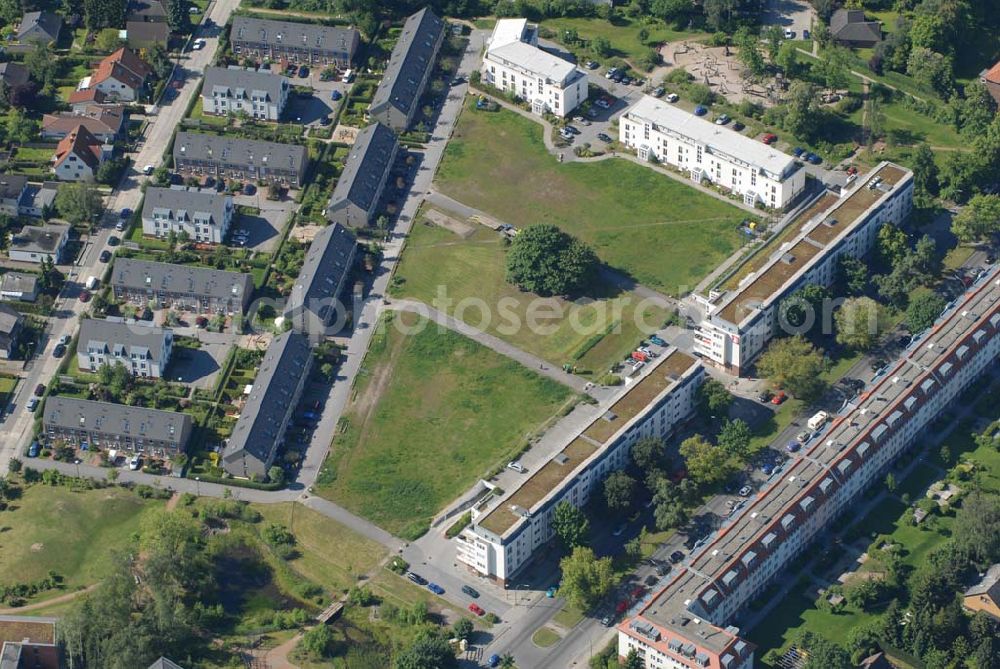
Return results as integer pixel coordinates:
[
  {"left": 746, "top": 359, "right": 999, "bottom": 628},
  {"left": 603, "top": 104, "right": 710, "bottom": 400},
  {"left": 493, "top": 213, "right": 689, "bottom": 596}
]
[
  {"left": 540, "top": 16, "right": 706, "bottom": 64},
  {"left": 847, "top": 100, "right": 965, "bottom": 149},
  {"left": 0, "top": 485, "right": 164, "bottom": 604},
  {"left": 13, "top": 147, "right": 56, "bottom": 164},
  {"left": 251, "top": 502, "right": 388, "bottom": 597},
  {"left": 314, "top": 312, "right": 575, "bottom": 539},
  {"left": 392, "top": 219, "right": 670, "bottom": 375},
  {"left": 189, "top": 97, "right": 229, "bottom": 127},
  {"left": 532, "top": 626, "right": 562, "bottom": 647},
  {"left": 894, "top": 462, "right": 939, "bottom": 499},
  {"left": 435, "top": 100, "right": 746, "bottom": 293}
]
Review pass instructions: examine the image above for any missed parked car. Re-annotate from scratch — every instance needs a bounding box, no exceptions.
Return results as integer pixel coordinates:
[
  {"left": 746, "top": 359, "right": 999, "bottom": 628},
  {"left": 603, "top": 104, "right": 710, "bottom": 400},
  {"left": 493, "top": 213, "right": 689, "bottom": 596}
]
[
  {"left": 797, "top": 430, "right": 811, "bottom": 443},
  {"left": 108, "top": 235, "right": 120, "bottom": 246},
  {"left": 27, "top": 441, "right": 40, "bottom": 458},
  {"left": 757, "top": 390, "right": 773, "bottom": 403},
  {"left": 666, "top": 93, "right": 679, "bottom": 102},
  {"left": 739, "top": 485, "right": 753, "bottom": 497},
  {"left": 615, "top": 600, "right": 628, "bottom": 614},
  {"left": 762, "top": 133, "right": 778, "bottom": 144},
  {"left": 783, "top": 28, "right": 794, "bottom": 38},
  {"left": 565, "top": 125, "right": 579, "bottom": 134},
  {"left": 115, "top": 220, "right": 125, "bottom": 231},
  {"left": 468, "top": 603, "right": 485, "bottom": 616},
  {"left": 79, "top": 290, "right": 91, "bottom": 303},
  {"left": 99, "top": 250, "right": 111, "bottom": 263},
  {"left": 53, "top": 343, "right": 66, "bottom": 358},
  {"left": 128, "top": 456, "right": 141, "bottom": 471},
  {"left": 793, "top": 147, "right": 804, "bottom": 157},
  {"left": 34, "top": 383, "right": 45, "bottom": 396},
  {"left": 694, "top": 105, "right": 708, "bottom": 116},
  {"left": 546, "top": 585, "right": 558, "bottom": 598},
  {"left": 406, "top": 572, "right": 427, "bottom": 586},
  {"left": 143, "top": 164, "right": 155, "bottom": 175},
  {"left": 808, "top": 153, "right": 823, "bottom": 165},
  {"left": 26, "top": 397, "right": 38, "bottom": 411},
  {"left": 59, "top": 335, "right": 71, "bottom": 346},
  {"left": 761, "top": 463, "right": 774, "bottom": 475},
  {"left": 652, "top": 86, "right": 665, "bottom": 97},
  {"left": 243, "top": 183, "right": 256, "bottom": 196},
  {"left": 787, "top": 441, "right": 801, "bottom": 453},
  {"left": 319, "top": 115, "right": 332, "bottom": 126},
  {"left": 488, "top": 654, "right": 501, "bottom": 668},
  {"left": 770, "top": 390, "right": 787, "bottom": 404},
  {"left": 649, "top": 334, "right": 666, "bottom": 346},
  {"left": 600, "top": 615, "right": 613, "bottom": 626},
  {"left": 585, "top": 60, "right": 598, "bottom": 69},
  {"left": 298, "top": 66, "right": 309, "bottom": 78},
  {"left": 715, "top": 113, "right": 731, "bottom": 125},
  {"left": 595, "top": 98, "right": 610, "bottom": 109},
  {"left": 803, "top": 29, "right": 810, "bottom": 39},
  {"left": 427, "top": 583, "right": 445, "bottom": 595},
  {"left": 506, "top": 461, "right": 525, "bottom": 473},
  {"left": 605, "top": 67, "right": 618, "bottom": 79},
  {"left": 330, "top": 90, "right": 342, "bottom": 101},
  {"left": 732, "top": 121, "right": 745, "bottom": 131},
  {"left": 462, "top": 585, "right": 480, "bottom": 598},
  {"left": 597, "top": 132, "right": 612, "bottom": 142},
  {"left": 192, "top": 38, "right": 205, "bottom": 50},
  {"left": 669, "top": 550, "right": 685, "bottom": 563}
]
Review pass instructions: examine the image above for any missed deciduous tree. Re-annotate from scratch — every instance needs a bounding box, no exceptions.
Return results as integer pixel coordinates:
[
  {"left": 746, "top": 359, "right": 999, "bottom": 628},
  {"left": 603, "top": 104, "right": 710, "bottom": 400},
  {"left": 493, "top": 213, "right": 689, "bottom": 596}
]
[
  {"left": 552, "top": 500, "right": 589, "bottom": 550},
  {"left": 906, "top": 291, "right": 946, "bottom": 333},
  {"left": 603, "top": 471, "right": 636, "bottom": 512},
  {"left": 505, "top": 224, "right": 598, "bottom": 296},
  {"left": 559, "top": 546, "right": 615, "bottom": 610},
  {"left": 756, "top": 336, "right": 827, "bottom": 401},
  {"left": 834, "top": 297, "right": 887, "bottom": 351},
  {"left": 679, "top": 435, "right": 739, "bottom": 486},
  {"left": 952, "top": 194, "right": 1000, "bottom": 243}
]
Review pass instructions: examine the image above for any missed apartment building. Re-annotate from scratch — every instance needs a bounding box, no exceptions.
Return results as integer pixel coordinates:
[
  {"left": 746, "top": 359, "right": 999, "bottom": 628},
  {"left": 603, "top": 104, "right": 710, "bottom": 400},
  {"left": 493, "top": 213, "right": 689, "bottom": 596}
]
[
  {"left": 41, "top": 105, "right": 126, "bottom": 143},
  {"left": 285, "top": 222, "right": 356, "bottom": 335},
  {"left": 619, "top": 95, "right": 805, "bottom": 209},
  {"left": 77, "top": 318, "right": 173, "bottom": 378},
  {"left": 173, "top": 132, "right": 309, "bottom": 187},
  {"left": 456, "top": 349, "right": 704, "bottom": 585},
  {"left": 368, "top": 8, "right": 445, "bottom": 131},
  {"left": 43, "top": 396, "right": 193, "bottom": 458},
  {"left": 324, "top": 122, "right": 398, "bottom": 228},
  {"left": 141, "top": 186, "right": 234, "bottom": 244},
  {"left": 202, "top": 66, "right": 290, "bottom": 121},
  {"left": 694, "top": 162, "right": 914, "bottom": 375},
  {"left": 619, "top": 266, "right": 1000, "bottom": 669},
  {"left": 481, "top": 18, "right": 587, "bottom": 117},
  {"left": 111, "top": 257, "right": 254, "bottom": 315},
  {"left": 229, "top": 16, "right": 359, "bottom": 68},
  {"left": 222, "top": 331, "right": 312, "bottom": 479}
]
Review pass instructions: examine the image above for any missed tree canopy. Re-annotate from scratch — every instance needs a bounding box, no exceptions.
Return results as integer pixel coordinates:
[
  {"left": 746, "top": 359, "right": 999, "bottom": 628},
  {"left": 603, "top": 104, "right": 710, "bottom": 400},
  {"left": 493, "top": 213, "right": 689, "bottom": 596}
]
[
  {"left": 952, "top": 194, "right": 1000, "bottom": 243},
  {"left": 552, "top": 500, "right": 589, "bottom": 550},
  {"left": 558, "top": 546, "right": 615, "bottom": 611},
  {"left": 505, "top": 224, "right": 598, "bottom": 296},
  {"left": 834, "top": 297, "right": 887, "bottom": 351},
  {"left": 906, "top": 291, "right": 946, "bottom": 333},
  {"left": 756, "top": 336, "right": 827, "bottom": 401}
]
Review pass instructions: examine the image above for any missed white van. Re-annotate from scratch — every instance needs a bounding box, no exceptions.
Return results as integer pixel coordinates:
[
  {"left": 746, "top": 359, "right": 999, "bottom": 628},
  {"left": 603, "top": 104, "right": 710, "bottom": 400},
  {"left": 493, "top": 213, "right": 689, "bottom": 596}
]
[
  {"left": 84, "top": 276, "right": 99, "bottom": 290},
  {"left": 807, "top": 411, "right": 829, "bottom": 431}
]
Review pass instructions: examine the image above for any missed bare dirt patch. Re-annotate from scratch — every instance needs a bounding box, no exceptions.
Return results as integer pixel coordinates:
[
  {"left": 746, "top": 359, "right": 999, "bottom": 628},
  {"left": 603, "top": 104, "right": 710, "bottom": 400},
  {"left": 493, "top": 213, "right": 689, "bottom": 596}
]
[
  {"left": 290, "top": 224, "right": 325, "bottom": 244},
  {"left": 424, "top": 208, "right": 475, "bottom": 238},
  {"left": 30, "top": 542, "right": 43, "bottom": 552},
  {"left": 660, "top": 40, "right": 779, "bottom": 106},
  {"left": 332, "top": 125, "right": 360, "bottom": 144}
]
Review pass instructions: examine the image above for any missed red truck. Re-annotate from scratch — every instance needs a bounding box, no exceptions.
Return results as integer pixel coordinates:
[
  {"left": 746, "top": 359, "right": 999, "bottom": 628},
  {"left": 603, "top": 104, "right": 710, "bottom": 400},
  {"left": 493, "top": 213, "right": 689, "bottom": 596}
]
[{"left": 631, "top": 350, "right": 649, "bottom": 362}]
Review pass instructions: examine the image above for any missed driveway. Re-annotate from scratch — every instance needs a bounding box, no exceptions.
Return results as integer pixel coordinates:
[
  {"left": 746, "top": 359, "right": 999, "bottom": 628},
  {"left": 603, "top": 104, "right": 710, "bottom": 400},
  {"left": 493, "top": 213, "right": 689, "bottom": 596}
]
[
  {"left": 231, "top": 193, "right": 290, "bottom": 252},
  {"left": 761, "top": 0, "right": 816, "bottom": 37}
]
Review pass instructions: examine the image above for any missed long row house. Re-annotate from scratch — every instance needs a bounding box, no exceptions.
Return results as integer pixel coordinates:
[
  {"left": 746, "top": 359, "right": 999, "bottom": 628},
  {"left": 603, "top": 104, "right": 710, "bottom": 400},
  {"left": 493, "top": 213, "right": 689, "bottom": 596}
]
[
  {"left": 617, "top": 265, "right": 1000, "bottom": 669},
  {"left": 173, "top": 132, "right": 308, "bottom": 187},
  {"left": 229, "top": 16, "right": 359, "bottom": 68}
]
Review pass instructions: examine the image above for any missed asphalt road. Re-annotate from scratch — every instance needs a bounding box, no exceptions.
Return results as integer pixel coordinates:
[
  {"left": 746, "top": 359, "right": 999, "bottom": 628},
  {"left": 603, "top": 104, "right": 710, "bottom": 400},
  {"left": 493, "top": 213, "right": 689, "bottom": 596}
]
[{"left": 0, "top": 0, "right": 244, "bottom": 475}]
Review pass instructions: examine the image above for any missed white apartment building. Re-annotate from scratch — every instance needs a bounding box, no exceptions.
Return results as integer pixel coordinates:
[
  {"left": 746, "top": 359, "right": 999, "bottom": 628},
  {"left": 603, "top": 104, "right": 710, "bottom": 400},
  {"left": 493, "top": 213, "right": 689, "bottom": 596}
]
[
  {"left": 202, "top": 66, "right": 290, "bottom": 121},
  {"left": 141, "top": 186, "right": 235, "bottom": 245},
  {"left": 619, "top": 266, "right": 1000, "bottom": 669},
  {"left": 619, "top": 95, "right": 806, "bottom": 209},
  {"left": 77, "top": 318, "right": 174, "bottom": 379},
  {"left": 481, "top": 18, "right": 587, "bottom": 117},
  {"left": 456, "top": 349, "right": 703, "bottom": 585},
  {"left": 694, "top": 162, "right": 914, "bottom": 375}
]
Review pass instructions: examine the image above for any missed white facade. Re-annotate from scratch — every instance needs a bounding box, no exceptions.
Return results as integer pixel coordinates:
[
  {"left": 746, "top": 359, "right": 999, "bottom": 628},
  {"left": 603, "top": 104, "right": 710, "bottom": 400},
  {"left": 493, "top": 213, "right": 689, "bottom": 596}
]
[
  {"left": 141, "top": 188, "right": 234, "bottom": 244},
  {"left": 694, "top": 162, "right": 914, "bottom": 375},
  {"left": 481, "top": 18, "right": 587, "bottom": 117},
  {"left": 457, "top": 350, "right": 703, "bottom": 584},
  {"left": 202, "top": 68, "right": 290, "bottom": 121},
  {"left": 619, "top": 267, "right": 1000, "bottom": 669},
  {"left": 619, "top": 95, "right": 805, "bottom": 209}
]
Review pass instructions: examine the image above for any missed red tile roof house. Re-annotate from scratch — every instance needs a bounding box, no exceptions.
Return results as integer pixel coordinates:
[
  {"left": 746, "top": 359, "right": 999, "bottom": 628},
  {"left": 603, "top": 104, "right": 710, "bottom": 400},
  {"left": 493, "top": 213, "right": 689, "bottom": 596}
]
[
  {"left": 41, "top": 104, "right": 126, "bottom": 143},
  {"left": 66, "top": 87, "right": 110, "bottom": 111},
  {"left": 80, "top": 47, "right": 153, "bottom": 102},
  {"left": 980, "top": 60, "right": 1000, "bottom": 105},
  {"left": 51, "top": 125, "right": 110, "bottom": 181}
]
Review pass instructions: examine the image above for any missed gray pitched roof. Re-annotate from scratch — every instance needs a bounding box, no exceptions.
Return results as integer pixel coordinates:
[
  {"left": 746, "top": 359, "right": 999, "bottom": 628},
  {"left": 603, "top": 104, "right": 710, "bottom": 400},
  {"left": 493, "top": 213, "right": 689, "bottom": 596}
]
[
  {"left": 173, "top": 131, "right": 308, "bottom": 176},
  {"left": 126, "top": 21, "right": 170, "bottom": 44},
  {"left": 327, "top": 123, "right": 397, "bottom": 214},
  {"left": 231, "top": 16, "right": 358, "bottom": 57},
  {"left": 0, "top": 303, "right": 21, "bottom": 336},
  {"left": 78, "top": 318, "right": 171, "bottom": 365},
  {"left": 965, "top": 564, "right": 1000, "bottom": 601},
  {"left": 287, "top": 223, "right": 356, "bottom": 324},
  {"left": 203, "top": 66, "right": 288, "bottom": 105},
  {"left": 128, "top": 0, "right": 167, "bottom": 21},
  {"left": 18, "top": 10, "right": 62, "bottom": 41},
  {"left": 0, "top": 62, "right": 29, "bottom": 88},
  {"left": 111, "top": 257, "right": 253, "bottom": 303},
  {"left": 830, "top": 9, "right": 882, "bottom": 43},
  {"left": 369, "top": 8, "right": 445, "bottom": 122},
  {"left": 142, "top": 186, "right": 232, "bottom": 227},
  {"left": 10, "top": 223, "right": 69, "bottom": 255},
  {"left": 147, "top": 659, "right": 185, "bottom": 669},
  {"left": 223, "top": 331, "right": 312, "bottom": 474},
  {"left": 0, "top": 175, "right": 27, "bottom": 200},
  {"left": 43, "top": 396, "right": 192, "bottom": 446}
]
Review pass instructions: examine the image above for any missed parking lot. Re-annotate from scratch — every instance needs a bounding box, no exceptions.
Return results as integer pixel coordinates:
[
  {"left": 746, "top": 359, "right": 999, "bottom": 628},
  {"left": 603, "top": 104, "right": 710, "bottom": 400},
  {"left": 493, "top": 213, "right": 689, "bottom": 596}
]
[
  {"left": 231, "top": 192, "right": 293, "bottom": 252},
  {"left": 282, "top": 70, "right": 351, "bottom": 127}
]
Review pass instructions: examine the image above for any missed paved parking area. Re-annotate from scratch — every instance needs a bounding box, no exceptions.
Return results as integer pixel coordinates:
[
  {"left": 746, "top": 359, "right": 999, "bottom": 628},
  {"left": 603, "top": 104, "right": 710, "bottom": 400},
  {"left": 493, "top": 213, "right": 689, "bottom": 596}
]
[
  {"left": 231, "top": 192, "right": 293, "bottom": 252},
  {"left": 761, "top": 0, "right": 816, "bottom": 38},
  {"left": 282, "top": 71, "right": 351, "bottom": 127},
  {"left": 165, "top": 335, "right": 234, "bottom": 389}
]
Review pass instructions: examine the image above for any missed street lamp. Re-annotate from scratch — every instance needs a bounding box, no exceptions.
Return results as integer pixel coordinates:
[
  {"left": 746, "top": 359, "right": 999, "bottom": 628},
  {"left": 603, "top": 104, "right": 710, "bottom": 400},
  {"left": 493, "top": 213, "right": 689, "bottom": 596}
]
[{"left": 195, "top": 476, "right": 201, "bottom": 496}]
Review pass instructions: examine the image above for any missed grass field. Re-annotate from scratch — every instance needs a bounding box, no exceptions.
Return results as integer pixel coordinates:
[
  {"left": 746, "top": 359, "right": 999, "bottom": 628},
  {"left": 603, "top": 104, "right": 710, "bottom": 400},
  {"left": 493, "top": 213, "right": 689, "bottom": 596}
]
[
  {"left": 435, "top": 100, "right": 747, "bottom": 293},
  {"left": 392, "top": 219, "right": 670, "bottom": 375},
  {"left": 314, "top": 312, "right": 575, "bottom": 538},
  {"left": 251, "top": 502, "right": 388, "bottom": 596},
  {"left": 540, "top": 16, "right": 705, "bottom": 64},
  {"left": 0, "top": 485, "right": 163, "bottom": 604}
]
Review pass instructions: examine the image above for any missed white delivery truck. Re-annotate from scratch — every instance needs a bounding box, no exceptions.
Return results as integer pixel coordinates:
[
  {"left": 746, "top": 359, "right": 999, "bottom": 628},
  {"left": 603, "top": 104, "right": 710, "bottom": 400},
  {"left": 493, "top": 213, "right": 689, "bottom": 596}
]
[{"left": 807, "top": 410, "right": 829, "bottom": 431}]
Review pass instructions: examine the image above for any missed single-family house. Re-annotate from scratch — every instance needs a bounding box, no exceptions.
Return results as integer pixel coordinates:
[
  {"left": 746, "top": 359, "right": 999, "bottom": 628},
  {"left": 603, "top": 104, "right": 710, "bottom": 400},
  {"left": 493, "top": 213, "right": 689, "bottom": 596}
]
[
  {"left": 202, "top": 66, "right": 290, "bottom": 121},
  {"left": 963, "top": 564, "right": 1000, "bottom": 620},
  {"left": 0, "top": 62, "right": 30, "bottom": 90},
  {"left": 51, "top": 125, "right": 110, "bottom": 182},
  {"left": 42, "top": 105, "right": 126, "bottom": 143},
  {"left": 0, "top": 175, "right": 30, "bottom": 217},
  {"left": 0, "top": 272, "right": 39, "bottom": 303},
  {"left": 126, "top": 21, "right": 170, "bottom": 49},
  {"left": 67, "top": 88, "right": 111, "bottom": 111},
  {"left": 0, "top": 303, "right": 23, "bottom": 359},
  {"left": 87, "top": 47, "right": 153, "bottom": 102},
  {"left": 324, "top": 122, "right": 397, "bottom": 228},
  {"left": 979, "top": 60, "right": 1000, "bottom": 106},
  {"left": 8, "top": 223, "right": 69, "bottom": 264},
  {"left": 830, "top": 9, "right": 882, "bottom": 48},
  {"left": 16, "top": 11, "right": 62, "bottom": 46},
  {"left": 141, "top": 186, "right": 234, "bottom": 244},
  {"left": 128, "top": 0, "right": 167, "bottom": 23},
  {"left": 19, "top": 182, "right": 59, "bottom": 219}
]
